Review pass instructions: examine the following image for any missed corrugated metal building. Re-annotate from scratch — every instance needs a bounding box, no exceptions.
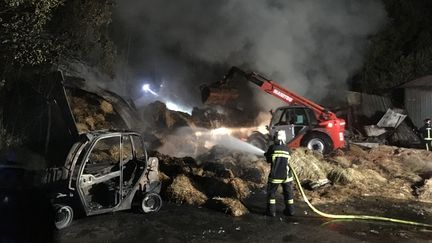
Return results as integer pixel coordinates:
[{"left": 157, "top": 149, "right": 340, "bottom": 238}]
[
  {"left": 346, "top": 91, "right": 392, "bottom": 117},
  {"left": 402, "top": 76, "right": 432, "bottom": 128},
  {"left": 346, "top": 91, "right": 422, "bottom": 146}
]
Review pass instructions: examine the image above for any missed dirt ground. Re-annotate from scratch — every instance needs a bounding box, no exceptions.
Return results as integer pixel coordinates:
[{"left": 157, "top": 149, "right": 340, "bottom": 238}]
[{"left": 55, "top": 193, "right": 432, "bottom": 243}]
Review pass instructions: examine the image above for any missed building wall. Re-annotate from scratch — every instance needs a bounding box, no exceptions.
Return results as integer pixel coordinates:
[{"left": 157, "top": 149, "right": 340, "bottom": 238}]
[{"left": 405, "top": 88, "right": 432, "bottom": 128}]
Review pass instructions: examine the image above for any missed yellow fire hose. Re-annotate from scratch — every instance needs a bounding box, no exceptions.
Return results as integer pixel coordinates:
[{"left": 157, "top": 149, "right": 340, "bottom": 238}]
[{"left": 289, "top": 159, "right": 432, "bottom": 228}]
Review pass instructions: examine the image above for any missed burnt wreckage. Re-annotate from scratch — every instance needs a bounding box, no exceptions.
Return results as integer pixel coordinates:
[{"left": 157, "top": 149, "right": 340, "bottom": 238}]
[{"left": 1, "top": 72, "right": 161, "bottom": 229}]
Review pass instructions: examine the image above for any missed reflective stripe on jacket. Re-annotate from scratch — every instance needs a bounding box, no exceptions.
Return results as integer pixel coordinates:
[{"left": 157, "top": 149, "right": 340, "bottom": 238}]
[
  {"left": 426, "top": 128, "right": 432, "bottom": 141},
  {"left": 420, "top": 125, "right": 432, "bottom": 140},
  {"left": 265, "top": 144, "right": 293, "bottom": 183}
]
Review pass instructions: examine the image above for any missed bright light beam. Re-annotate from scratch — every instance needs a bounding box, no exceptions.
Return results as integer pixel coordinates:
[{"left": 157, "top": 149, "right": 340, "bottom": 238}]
[{"left": 142, "top": 83, "right": 159, "bottom": 96}]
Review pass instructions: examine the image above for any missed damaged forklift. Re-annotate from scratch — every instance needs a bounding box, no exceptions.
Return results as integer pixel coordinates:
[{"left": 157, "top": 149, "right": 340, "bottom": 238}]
[{"left": 1, "top": 72, "right": 161, "bottom": 229}]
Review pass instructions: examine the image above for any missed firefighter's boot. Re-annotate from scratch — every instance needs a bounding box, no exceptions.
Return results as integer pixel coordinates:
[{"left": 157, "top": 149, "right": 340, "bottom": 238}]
[
  {"left": 266, "top": 204, "right": 276, "bottom": 217},
  {"left": 283, "top": 204, "right": 294, "bottom": 216}
]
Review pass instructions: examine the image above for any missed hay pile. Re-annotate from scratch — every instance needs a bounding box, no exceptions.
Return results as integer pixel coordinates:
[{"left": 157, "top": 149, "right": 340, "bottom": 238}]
[
  {"left": 289, "top": 145, "right": 432, "bottom": 204},
  {"left": 157, "top": 143, "right": 432, "bottom": 217},
  {"left": 166, "top": 175, "right": 208, "bottom": 205},
  {"left": 140, "top": 101, "right": 196, "bottom": 131},
  {"left": 67, "top": 89, "right": 126, "bottom": 133},
  {"left": 155, "top": 147, "right": 268, "bottom": 216},
  {"left": 418, "top": 179, "right": 432, "bottom": 201}
]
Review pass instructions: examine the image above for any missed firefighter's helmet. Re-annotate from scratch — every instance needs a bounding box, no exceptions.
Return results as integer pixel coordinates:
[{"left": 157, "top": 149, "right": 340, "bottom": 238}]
[{"left": 274, "top": 130, "right": 287, "bottom": 145}]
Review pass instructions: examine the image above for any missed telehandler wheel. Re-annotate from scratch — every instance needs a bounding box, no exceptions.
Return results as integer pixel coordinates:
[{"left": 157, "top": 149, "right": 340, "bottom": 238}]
[
  {"left": 141, "top": 192, "right": 162, "bottom": 213},
  {"left": 301, "top": 133, "right": 333, "bottom": 154},
  {"left": 54, "top": 204, "right": 73, "bottom": 229}
]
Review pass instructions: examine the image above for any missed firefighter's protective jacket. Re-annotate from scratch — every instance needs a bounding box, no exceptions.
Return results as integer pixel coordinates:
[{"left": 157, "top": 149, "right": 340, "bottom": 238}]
[
  {"left": 264, "top": 144, "right": 293, "bottom": 183},
  {"left": 420, "top": 124, "right": 432, "bottom": 141}
]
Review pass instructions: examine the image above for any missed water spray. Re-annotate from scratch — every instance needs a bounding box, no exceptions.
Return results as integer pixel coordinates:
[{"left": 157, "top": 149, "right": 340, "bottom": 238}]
[{"left": 195, "top": 127, "right": 265, "bottom": 155}]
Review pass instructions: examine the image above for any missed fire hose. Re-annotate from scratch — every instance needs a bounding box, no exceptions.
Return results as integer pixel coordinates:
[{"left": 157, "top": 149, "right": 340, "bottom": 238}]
[{"left": 288, "top": 158, "right": 432, "bottom": 228}]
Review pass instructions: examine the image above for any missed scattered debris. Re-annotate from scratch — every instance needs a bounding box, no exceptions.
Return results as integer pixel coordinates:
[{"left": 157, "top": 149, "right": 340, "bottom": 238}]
[
  {"left": 363, "top": 125, "right": 387, "bottom": 137},
  {"left": 377, "top": 109, "right": 406, "bottom": 128}
]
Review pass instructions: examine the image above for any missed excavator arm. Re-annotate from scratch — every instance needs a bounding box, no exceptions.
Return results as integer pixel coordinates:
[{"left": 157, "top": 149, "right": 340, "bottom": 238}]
[{"left": 203, "top": 66, "right": 337, "bottom": 122}]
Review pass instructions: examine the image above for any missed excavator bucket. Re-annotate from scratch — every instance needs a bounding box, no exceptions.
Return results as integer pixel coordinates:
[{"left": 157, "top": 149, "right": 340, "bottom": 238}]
[{"left": 201, "top": 85, "right": 240, "bottom": 106}]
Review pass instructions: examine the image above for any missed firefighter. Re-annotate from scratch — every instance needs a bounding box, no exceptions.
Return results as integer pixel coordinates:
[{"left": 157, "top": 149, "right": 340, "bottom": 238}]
[
  {"left": 419, "top": 118, "right": 432, "bottom": 151},
  {"left": 264, "top": 130, "right": 294, "bottom": 217}
]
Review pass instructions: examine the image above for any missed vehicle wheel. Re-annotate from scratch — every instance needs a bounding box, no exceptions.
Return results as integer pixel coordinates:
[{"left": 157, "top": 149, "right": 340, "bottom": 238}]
[
  {"left": 54, "top": 204, "right": 73, "bottom": 229},
  {"left": 301, "top": 133, "right": 333, "bottom": 154},
  {"left": 141, "top": 192, "right": 162, "bottom": 213},
  {"left": 247, "top": 132, "right": 268, "bottom": 151}
]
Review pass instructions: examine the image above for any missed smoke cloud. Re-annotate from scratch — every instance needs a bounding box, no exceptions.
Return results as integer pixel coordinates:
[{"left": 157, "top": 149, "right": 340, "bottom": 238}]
[{"left": 113, "top": 0, "right": 386, "bottom": 112}]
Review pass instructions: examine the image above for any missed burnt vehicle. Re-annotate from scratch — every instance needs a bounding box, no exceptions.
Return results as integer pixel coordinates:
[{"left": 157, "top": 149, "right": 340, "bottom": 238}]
[
  {"left": 1, "top": 71, "right": 162, "bottom": 229},
  {"left": 50, "top": 131, "right": 161, "bottom": 229}
]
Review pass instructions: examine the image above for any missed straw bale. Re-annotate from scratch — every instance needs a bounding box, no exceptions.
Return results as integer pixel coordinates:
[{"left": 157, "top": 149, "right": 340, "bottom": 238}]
[
  {"left": 76, "top": 123, "right": 89, "bottom": 133},
  {"left": 226, "top": 177, "right": 250, "bottom": 199},
  {"left": 418, "top": 179, "right": 432, "bottom": 202},
  {"left": 100, "top": 100, "right": 113, "bottom": 113},
  {"left": 166, "top": 175, "right": 207, "bottom": 205},
  {"left": 290, "top": 148, "right": 329, "bottom": 181}
]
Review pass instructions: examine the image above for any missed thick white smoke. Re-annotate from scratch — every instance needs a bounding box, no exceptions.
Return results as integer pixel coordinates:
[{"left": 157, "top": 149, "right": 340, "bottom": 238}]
[{"left": 114, "top": 0, "right": 386, "bottom": 110}]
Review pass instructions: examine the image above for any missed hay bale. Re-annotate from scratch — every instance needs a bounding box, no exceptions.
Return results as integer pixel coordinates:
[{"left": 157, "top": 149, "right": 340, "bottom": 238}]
[
  {"left": 290, "top": 148, "right": 329, "bottom": 181},
  {"left": 202, "top": 162, "right": 235, "bottom": 178},
  {"left": 157, "top": 153, "right": 193, "bottom": 177},
  {"left": 227, "top": 178, "right": 250, "bottom": 199},
  {"left": 207, "top": 197, "right": 248, "bottom": 217},
  {"left": 418, "top": 179, "right": 432, "bottom": 202},
  {"left": 241, "top": 167, "right": 265, "bottom": 184},
  {"left": 140, "top": 101, "right": 195, "bottom": 130},
  {"left": 76, "top": 123, "right": 89, "bottom": 133},
  {"left": 197, "top": 146, "right": 269, "bottom": 185},
  {"left": 85, "top": 117, "right": 96, "bottom": 130},
  {"left": 166, "top": 175, "right": 207, "bottom": 205},
  {"left": 100, "top": 100, "right": 113, "bottom": 113},
  {"left": 327, "top": 167, "right": 387, "bottom": 186},
  {"left": 328, "top": 167, "right": 351, "bottom": 185}
]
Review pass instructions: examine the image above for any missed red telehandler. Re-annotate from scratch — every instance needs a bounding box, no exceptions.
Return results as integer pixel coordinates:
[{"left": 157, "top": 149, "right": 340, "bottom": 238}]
[{"left": 201, "top": 66, "right": 346, "bottom": 154}]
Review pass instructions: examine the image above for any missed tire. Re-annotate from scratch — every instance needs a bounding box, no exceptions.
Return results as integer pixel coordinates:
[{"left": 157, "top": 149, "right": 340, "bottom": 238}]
[
  {"left": 141, "top": 192, "right": 162, "bottom": 213},
  {"left": 54, "top": 204, "right": 73, "bottom": 229},
  {"left": 247, "top": 132, "right": 268, "bottom": 151},
  {"left": 301, "top": 132, "right": 333, "bottom": 154}
]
